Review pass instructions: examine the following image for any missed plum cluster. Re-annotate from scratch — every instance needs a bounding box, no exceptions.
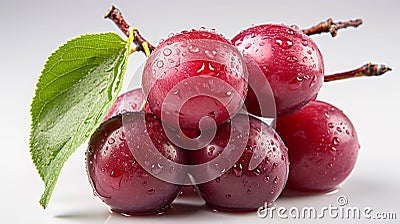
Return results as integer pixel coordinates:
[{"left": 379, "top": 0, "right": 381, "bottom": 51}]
[{"left": 86, "top": 25, "right": 360, "bottom": 215}]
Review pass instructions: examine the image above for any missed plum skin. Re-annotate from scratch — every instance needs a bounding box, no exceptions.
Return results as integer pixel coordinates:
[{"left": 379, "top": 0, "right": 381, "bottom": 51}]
[
  {"left": 103, "top": 88, "right": 151, "bottom": 122},
  {"left": 189, "top": 114, "right": 289, "bottom": 212},
  {"left": 276, "top": 101, "right": 359, "bottom": 192},
  {"left": 232, "top": 24, "right": 324, "bottom": 117},
  {"left": 142, "top": 30, "right": 248, "bottom": 130},
  {"left": 86, "top": 112, "right": 186, "bottom": 215}
]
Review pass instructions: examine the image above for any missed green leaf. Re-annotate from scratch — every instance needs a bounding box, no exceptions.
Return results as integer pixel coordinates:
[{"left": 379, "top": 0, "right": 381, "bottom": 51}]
[{"left": 30, "top": 33, "right": 130, "bottom": 208}]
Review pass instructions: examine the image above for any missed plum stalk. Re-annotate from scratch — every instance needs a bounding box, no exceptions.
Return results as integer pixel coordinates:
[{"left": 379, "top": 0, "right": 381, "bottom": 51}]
[
  {"left": 105, "top": 5, "right": 154, "bottom": 56},
  {"left": 302, "top": 18, "right": 363, "bottom": 37}
]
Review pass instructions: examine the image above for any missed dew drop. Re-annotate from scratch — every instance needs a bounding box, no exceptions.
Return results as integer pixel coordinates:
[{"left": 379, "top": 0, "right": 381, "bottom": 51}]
[
  {"left": 276, "top": 38, "right": 293, "bottom": 49},
  {"left": 109, "top": 170, "right": 123, "bottom": 189},
  {"left": 286, "top": 56, "right": 298, "bottom": 63},
  {"left": 208, "top": 111, "right": 216, "bottom": 118},
  {"left": 108, "top": 138, "right": 115, "bottom": 144},
  {"left": 244, "top": 43, "right": 252, "bottom": 49},
  {"left": 324, "top": 112, "right": 330, "bottom": 118},
  {"left": 110, "top": 169, "right": 122, "bottom": 178},
  {"left": 309, "top": 74, "right": 318, "bottom": 87},
  {"left": 332, "top": 137, "right": 341, "bottom": 146},
  {"left": 345, "top": 130, "right": 351, "bottom": 135},
  {"left": 207, "top": 146, "right": 215, "bottom": 156},
  {"left": 147, "top": 188, "right": 155, "bottom": 195},
  {"left": 151, "top": 163, "right": 163, "bottom": 174},
  {"left": 156, "top": 60, "right": 164, "bottom": 68},
  {"left": 301, "top": 39, "right": 308, "bottom": 46},
  {"left": 205, "top": 50, "right": 217, "bottom": 58},
  {"left": 328, "top": 162, "right": 334, "bottom": 167},
  {"left": 233, "top": 164, "right": 243, "bottom": 177},
  {"left": 328, "top": 122, "right": 334, "bottom": 128},
  {"left": 336, "top": 127, "right": 342, "bottom": 133},
  {"left": 253, "top": 168, "right": 261, "bottom": 176},
  {"left": 272, "top": 162, "right": 277, "bottom": 169},
  {"left": 274, "top": 176, "right": 279, "bottom": 184},
  {"left": 307, "top": 50, "right": 312, "bottom": 55},
  {"left": 163, "top": 48, "right": 172, "bottom": 56},
  {"left": 188, "top": 45, "right": 200, "bottom": 53},
  {"left": 226, "top": 91, "right": 232, "bottom": 96},
  {"left": 263, "top": 175, "right": 270, "bottom": 182},
  {"left": 173, "top": 89, "right": 179, "bottom": 95},
  {"left": 302, "top": 57, "right": 308, "bottom": 63}
]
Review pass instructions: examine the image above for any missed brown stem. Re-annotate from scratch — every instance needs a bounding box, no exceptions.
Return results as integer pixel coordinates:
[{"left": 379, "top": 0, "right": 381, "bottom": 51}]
[
  {"left": 104, "top": 5, "right": 155, "bottom": 55},
  {"left": 324, "top": 63, "right": 392, "bottom": 82},
  {"left": 302, "top": 18, "right": 363, "bottom": 37}
]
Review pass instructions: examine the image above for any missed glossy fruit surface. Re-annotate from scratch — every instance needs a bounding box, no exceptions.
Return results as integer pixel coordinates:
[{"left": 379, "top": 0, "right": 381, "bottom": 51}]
[
  {"left": 103, "top": 88, "right": 150, "bottom": 122},
  {"left": 232, "top": 24, "right": 324, "bottom": 117},
  {"left": 142, "top": 30, "right": 248, "bottom": 130},
  {"left": 86, "top": 112, "right": 186, "bottom": 215},
  {"left": 189, "top": 114, "right": 289, "bottom": 211},
  {"left": 276, "top": 101, "right": 359, "bottom": 191}
]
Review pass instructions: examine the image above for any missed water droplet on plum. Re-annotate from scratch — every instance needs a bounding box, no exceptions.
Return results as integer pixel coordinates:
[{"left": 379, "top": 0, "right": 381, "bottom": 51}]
[
  {"left": 188, "top": 45, "right": 200, "bottom": 53},
  {"left": 286, "top": 56, "right": 298, "bottom": 63}
]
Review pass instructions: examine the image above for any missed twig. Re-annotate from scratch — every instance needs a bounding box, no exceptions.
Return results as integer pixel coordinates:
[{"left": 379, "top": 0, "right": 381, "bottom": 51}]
[
  {"left": 104, "top": 5, "right": 155, "bottom": 56},
  {"left": 302, "top": 18, "right": 363, "bottom": 37},
  {"left": 324, "top": 63, "right": 392, "bottom": 82}
]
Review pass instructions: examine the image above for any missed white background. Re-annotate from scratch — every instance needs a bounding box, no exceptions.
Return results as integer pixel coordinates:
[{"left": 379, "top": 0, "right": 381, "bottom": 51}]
[{"left": 1, "top": 0, "right": 399, "bottom": 223}]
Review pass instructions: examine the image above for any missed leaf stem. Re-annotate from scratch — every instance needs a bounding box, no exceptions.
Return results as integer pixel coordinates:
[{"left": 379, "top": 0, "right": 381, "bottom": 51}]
[
  {"left": 302, "top": 18, "right": 363, "bottom": 37},
  {"left": 105, "top": 5, "right": 155, "bottom": 56},
  {"left": 324, "top": 63, "right": 392, "bottom": 82}
]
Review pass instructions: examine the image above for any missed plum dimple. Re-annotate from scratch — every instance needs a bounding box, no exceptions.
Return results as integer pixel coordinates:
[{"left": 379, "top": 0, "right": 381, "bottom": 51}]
[
  {"left": 276, "top": 101, "right": 359, "bottom": 191},
  {"left": 86, "top": 112, "right": 186, "bottom": 215},
  {"left": 188, "top": 114, "right": 289, "bottom": 211},
  {"left": 232, "top": 24, "right": 324, "bottom": 117}
]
